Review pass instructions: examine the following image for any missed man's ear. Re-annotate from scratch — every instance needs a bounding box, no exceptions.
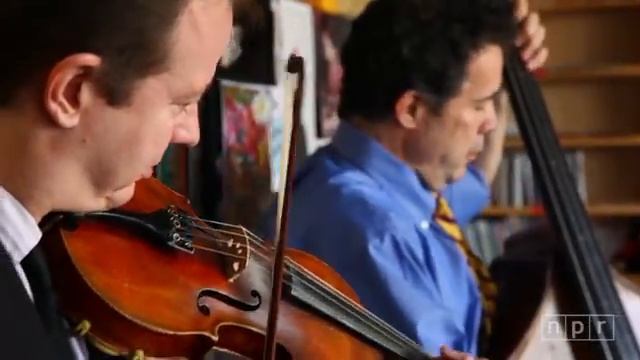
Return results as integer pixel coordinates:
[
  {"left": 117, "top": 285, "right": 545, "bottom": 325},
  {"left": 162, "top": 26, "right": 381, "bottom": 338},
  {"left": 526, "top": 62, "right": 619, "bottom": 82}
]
[
  {"left": 394, "top": 90, "right": 422, "bottom": 129},
  {"left": 43, "top": 54, "right": 102, "bottom": 129}
]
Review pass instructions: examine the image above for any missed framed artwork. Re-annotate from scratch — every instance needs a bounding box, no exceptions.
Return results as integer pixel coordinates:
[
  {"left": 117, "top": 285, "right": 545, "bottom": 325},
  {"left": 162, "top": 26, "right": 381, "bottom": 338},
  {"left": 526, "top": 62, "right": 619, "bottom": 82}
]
[
  {"left": 218, "top": 79, "right": 284, "bottom": 230},
  {"left": 314, "top": 11, "right": 352, "bottom": 138}
]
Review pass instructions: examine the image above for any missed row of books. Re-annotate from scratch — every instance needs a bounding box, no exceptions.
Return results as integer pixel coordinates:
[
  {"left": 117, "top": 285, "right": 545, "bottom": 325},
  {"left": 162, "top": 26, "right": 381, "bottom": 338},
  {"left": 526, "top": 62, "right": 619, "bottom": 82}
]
[
  {"left": 490, "top": 150, "right": 587, "bottom": 208},
  {"left": 465, "top": 216, "right": 634, "bottom": 267},
  {"left": 463, "top": 217, "right": 538, "bottom": 265}
]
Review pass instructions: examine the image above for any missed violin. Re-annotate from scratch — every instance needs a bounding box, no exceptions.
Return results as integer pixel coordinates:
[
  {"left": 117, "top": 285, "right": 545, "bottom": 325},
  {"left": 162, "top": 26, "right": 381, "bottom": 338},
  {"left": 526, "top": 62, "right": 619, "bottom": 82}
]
[
  {"left": 40, "top": 177, "right": 429, "bottom": 359},
  {"left": 39, "top": 55, "right": 431, "bottom": 360}
]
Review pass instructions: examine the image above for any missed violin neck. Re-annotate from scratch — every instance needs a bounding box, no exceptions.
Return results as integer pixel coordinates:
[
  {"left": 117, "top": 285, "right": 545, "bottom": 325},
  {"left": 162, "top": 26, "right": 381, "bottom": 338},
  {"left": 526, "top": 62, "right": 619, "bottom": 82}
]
[{"left": 505, "top": 53, "right": 640, "bottom": 359}]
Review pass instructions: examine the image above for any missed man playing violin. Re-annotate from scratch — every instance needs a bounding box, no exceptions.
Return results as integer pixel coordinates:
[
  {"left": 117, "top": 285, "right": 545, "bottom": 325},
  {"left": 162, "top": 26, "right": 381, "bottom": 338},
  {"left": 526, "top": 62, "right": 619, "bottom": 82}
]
[
  {"left": 260, "top": 0, "right": 547, "bottom": 358},
  {"left": 0, "top": 0, "right": 232, "bottom": 359}
]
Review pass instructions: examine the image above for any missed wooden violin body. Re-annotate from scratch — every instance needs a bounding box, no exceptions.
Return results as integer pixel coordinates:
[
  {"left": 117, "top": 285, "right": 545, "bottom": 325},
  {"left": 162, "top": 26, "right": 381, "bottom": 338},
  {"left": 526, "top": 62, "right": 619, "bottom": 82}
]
[{"left": 41, "top": 178, "right": 427, "bottom": 360}]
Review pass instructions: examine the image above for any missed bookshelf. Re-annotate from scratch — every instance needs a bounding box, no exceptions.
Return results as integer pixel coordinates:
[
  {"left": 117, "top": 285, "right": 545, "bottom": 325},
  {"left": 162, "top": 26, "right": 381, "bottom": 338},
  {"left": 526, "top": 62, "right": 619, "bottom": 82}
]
[
  {"left": 536, "top": 0, "right": 640, "bottom": 14},
  {"left": 538, "top": 63, "right": 640, "bottom": 82},
  {"left": 483, "top": 204, "right": 640, "bottom": 218},
  {"left": 504, "top": 133, "right": 640, "bottom": 149},
  {"left": 471, "top": 0, "right": 640, "bottom": 268}
]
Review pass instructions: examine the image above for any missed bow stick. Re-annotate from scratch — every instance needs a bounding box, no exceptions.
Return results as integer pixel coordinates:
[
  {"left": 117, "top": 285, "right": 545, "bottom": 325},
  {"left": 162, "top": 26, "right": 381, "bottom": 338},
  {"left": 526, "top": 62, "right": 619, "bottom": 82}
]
[{"left": 263, "top": 54, "right": 305, "bottom": 360}]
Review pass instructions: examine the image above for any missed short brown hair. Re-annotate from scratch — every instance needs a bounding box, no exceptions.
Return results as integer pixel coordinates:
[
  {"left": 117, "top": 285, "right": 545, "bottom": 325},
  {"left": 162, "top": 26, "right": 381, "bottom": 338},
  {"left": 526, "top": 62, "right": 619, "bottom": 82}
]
[{"left": 0, "top": 0, "right": 190, "bottom": 107}]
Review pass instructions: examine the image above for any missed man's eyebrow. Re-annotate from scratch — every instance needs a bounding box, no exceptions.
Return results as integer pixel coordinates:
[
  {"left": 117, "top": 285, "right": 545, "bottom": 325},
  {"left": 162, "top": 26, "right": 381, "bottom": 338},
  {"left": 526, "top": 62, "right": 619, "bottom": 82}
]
[
  {"left": 177, "top": 79, "right": 215, "bottom": 102},
  {"left": 473, "top": 86, "right": 504, "bottom": 102}
]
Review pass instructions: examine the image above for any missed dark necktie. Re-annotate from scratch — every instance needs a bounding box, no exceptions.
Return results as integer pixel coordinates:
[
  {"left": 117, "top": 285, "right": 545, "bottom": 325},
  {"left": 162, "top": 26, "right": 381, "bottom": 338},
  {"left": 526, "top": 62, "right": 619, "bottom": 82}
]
[{"left": 21, "top": 245, "right": 77, "bottom": 360}]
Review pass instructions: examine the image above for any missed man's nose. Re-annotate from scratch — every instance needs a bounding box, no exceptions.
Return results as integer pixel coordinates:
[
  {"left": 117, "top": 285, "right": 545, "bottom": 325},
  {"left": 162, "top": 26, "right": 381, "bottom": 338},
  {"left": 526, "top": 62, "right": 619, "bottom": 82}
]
[
  {"left": 480, "top": 102, "right": 499, "bottom": 134},
  {"left": 172, "top": 112, "right": 201, "bottom": 147}
]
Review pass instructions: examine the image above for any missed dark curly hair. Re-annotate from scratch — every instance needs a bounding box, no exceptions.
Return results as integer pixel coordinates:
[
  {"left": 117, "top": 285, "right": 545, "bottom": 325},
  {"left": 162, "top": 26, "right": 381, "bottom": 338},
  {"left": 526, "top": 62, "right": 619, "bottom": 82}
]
[
  {"left": 338, "top": 0, "right": 517, "bottom": 121},
  {"left": 0, "top": 0, "right": 190, "bottom": 107}
]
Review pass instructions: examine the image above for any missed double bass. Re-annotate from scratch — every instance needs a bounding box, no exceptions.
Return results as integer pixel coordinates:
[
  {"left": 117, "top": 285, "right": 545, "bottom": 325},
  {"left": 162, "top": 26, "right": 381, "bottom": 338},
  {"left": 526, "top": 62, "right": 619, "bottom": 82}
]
[
  {"left": 40, "top": 56, "right": 432, "bottom": 360},
  {"left": 487, "top": 51, "right": 640, "bottom": 359}
]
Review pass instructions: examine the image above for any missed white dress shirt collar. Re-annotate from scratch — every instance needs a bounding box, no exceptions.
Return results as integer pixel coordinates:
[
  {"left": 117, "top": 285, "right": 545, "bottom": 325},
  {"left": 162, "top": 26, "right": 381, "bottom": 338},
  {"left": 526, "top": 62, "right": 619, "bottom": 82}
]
[{"left": 0, "top": 186, "right": 41, "bottom": 265}]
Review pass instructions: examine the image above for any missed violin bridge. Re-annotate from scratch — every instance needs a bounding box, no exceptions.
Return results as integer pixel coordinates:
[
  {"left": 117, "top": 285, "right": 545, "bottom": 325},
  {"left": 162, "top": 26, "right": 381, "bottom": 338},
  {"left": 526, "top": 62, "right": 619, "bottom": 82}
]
[{"left": 220, "top": 226, "right": 250, "bottom": 282}]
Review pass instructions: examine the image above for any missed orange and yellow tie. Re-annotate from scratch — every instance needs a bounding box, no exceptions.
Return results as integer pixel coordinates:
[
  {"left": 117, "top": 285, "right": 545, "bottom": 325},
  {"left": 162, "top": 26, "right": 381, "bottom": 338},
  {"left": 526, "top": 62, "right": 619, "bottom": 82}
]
[{"left": 433, "top": 193, "right": 498, "bottom": 337}]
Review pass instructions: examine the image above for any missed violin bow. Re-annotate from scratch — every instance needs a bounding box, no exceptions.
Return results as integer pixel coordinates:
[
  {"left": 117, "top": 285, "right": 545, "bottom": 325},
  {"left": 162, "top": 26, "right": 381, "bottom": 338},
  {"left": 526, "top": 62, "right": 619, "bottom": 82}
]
[{"left": 263, "top": 54, "right": 305, "bottom": 360}]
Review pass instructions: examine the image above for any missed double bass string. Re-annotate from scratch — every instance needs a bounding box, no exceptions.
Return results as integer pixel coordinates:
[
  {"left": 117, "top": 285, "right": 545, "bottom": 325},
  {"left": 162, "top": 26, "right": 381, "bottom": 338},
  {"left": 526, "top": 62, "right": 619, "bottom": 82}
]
[{"left": 178, "top": 214, "right": 424, "bottom": 353}]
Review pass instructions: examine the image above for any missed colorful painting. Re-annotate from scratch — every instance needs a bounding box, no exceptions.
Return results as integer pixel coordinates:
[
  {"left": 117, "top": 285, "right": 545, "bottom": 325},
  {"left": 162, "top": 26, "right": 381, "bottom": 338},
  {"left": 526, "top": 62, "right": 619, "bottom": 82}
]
[{"left": 221, "top": 80, "right": 283, "bottom": 194}]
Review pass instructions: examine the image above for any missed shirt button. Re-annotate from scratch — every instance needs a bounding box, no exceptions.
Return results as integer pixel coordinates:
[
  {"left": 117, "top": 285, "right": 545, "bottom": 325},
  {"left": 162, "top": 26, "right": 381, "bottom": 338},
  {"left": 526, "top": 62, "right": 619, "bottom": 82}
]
[{"left": 420, "top": 220, "right": 430, "bottom": 230}]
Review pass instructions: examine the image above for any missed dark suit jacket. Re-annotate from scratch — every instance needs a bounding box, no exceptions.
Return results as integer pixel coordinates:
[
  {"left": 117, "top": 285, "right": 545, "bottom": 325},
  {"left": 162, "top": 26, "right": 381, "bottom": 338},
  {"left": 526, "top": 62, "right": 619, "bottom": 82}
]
[
  {"left": 0, "top": 243, "right": 74, "bottom": 360},
  {"left": 21, "top": 244, "right": 126, "bottom": 360}
]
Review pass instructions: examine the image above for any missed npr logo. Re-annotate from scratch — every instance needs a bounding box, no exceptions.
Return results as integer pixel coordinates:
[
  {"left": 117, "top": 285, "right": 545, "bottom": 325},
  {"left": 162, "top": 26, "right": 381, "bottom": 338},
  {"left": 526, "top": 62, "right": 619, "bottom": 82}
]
[{"left": 542, "top": 314, "right": 616, "bottom": 341}]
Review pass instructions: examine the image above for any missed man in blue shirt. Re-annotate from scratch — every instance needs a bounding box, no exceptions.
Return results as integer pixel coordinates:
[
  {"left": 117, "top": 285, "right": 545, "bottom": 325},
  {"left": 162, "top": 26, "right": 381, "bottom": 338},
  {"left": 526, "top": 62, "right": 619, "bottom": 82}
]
[{"left": 260, "top": 0, "right": 548, "bottom": 358}]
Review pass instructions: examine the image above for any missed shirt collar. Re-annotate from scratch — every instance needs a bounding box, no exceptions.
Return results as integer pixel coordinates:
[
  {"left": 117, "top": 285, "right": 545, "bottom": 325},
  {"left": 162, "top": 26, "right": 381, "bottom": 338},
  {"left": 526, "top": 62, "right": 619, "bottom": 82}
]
[
  {"left": 331, "top": 121, "right": 436, "bottom": 221},
  {"left": 0, "top": 187, "right": 42, "bottom": 264}
]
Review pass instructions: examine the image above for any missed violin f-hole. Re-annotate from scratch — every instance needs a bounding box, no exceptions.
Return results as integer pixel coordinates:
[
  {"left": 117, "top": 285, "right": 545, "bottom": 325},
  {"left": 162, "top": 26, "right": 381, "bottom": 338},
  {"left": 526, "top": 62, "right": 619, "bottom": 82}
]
[{"left": 197, "top": 289, "right": 262, "bottom": 315}]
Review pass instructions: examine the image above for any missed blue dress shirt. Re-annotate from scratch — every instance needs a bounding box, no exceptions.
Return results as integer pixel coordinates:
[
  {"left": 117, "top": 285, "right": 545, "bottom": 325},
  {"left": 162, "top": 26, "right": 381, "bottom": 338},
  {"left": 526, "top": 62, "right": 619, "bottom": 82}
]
[{"left": 259, "top": 121, "right": 491, "bottom": 356}]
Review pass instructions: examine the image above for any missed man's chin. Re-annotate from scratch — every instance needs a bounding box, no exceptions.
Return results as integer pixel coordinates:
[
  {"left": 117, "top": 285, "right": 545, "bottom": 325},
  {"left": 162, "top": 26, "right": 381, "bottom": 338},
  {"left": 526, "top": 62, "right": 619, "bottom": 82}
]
[
  {"left": 447, "top": 167, "right": 468, "bottom": 184},
  {"left": 105, "top": 183, "right": 137, "bottom": 209}
]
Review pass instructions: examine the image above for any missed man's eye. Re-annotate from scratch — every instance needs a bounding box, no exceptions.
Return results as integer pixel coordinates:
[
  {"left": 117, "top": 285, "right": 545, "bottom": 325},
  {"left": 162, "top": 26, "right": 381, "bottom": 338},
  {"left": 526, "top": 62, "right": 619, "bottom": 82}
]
[
  {"left": 174, "top": 103, "right": 192, "bottom": 115},
  {"left": 474, "top": 98, "right": 495, "bottom": 111}
]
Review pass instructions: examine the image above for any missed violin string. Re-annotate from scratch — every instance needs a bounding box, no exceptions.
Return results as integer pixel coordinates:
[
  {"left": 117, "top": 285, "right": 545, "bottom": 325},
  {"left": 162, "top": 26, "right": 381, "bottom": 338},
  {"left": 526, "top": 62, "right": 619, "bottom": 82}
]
[
  {"left": 181, "top": 215, "right": 260, "bottom": 238},
  {"left": 185, "top": 230, "right": 413, "bottom": 350},
  {"left": 283, "top": 261, "right": 421, "bottom": 350},
  {"left": 182, "top": 216, "right": 306, "bottom": 267},
  {"left": 187, "top": 224, "right": 272, "bottom": 260},
  {"left": 181, "top": 215, "right": 421, "bottom": 349},
  {"left": 187, "top": 226, "right": 272, "bottom": 259},
  {"left": 188, "top": 223, "right": 258, "bottom": 250},
  {"left": 180, "top": 215, "right": 265, "bottom": 241},
  {"left": 189, "top": 243, "right": 248, "bottom": 260},
  {"left": 185, "top": 218, "right": 378, "bottom": 320},
  {"left": 179, "top": 219, "right": 423, "bottom": 350},
  {"left": 184, "top": 217, "right": 270, "bottom": 251}
]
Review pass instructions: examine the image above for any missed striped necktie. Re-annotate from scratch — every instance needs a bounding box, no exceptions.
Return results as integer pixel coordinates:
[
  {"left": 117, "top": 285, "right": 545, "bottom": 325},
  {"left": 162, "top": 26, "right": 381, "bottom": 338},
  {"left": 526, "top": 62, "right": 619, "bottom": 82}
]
[{"left": 433, "top": 193, "right": 498, "bottom": 337}]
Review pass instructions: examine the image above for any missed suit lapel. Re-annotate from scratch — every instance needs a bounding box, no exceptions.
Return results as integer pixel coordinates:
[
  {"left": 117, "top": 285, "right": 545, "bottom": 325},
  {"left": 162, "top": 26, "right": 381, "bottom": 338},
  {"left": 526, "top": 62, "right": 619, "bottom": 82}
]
[{"left": 0, "top": 242, "right": 60, "bottom": 359}]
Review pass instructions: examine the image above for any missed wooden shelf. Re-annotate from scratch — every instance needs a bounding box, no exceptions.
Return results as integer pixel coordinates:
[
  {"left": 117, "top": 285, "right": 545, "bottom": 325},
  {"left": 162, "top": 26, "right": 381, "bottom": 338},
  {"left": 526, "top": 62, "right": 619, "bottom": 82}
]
[
  {"left": 504, "top": 133, "right": 640, "bottom": 150},
  {"left": 482, "top": 206, "right": 544, "bottom": 217},
  {"left": 538, "top": 64, "right": 640, "bottom": 82},
  {"left": 504, "top": 134, "right": 640, "bottom": 150},
  {"left": 623, "top": 273, "right": 640, "bottom": 287},
  {"left": 483, "top": 203, "right": 640, "bottom": 217},
  {"left": 536, "top": 0, "right": 640, "bottom": 14}
]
